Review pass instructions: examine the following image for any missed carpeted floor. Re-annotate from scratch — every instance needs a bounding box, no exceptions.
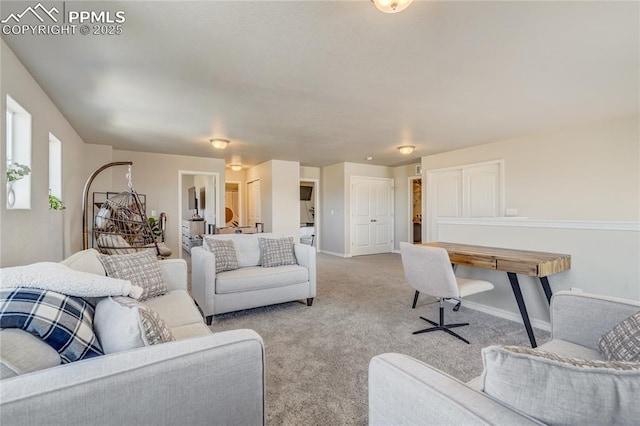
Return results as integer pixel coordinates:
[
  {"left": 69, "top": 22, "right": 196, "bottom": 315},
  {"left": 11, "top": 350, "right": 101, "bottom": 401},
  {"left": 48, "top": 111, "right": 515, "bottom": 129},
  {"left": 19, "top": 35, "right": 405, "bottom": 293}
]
[{"left": 209, "top": 252, "right": 549, "bottom": 425}]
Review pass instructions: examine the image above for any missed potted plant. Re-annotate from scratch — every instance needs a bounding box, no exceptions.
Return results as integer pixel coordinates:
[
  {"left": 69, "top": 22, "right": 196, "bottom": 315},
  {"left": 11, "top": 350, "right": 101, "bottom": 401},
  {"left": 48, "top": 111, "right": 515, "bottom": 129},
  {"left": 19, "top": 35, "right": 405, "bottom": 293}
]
[
  {"left": 6, "top": 162, "right": 31, "bottom": 207},
  {"left": 48, "top": 194, "right": 66, "bottom": 210}
]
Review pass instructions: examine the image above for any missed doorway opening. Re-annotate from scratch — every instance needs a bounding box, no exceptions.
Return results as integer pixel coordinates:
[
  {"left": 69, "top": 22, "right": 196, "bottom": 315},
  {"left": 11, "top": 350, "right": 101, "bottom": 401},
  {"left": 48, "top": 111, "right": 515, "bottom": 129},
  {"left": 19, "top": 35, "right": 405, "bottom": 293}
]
[
  {"left": 178, "top": 171, "right": 220, "bottom": 272},
  {"left": 409, "top": 176, "right": 422, "bottom": 243},
  {"left": 300, "top": 179, "right": 319, "bottom": 248},
  {"left": 225, "top": 182, "right": 242, "bottom": 227}
]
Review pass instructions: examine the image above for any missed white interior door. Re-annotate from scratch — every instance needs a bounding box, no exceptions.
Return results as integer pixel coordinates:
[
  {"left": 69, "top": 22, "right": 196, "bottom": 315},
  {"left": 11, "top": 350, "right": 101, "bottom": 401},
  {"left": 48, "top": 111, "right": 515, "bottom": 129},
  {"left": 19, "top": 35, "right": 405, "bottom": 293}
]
[
  {"left": 351, "top": 177, "right": 393, "bottom": 256},
  {"left": 247, "top": 179, "right": 261, "bottom": 227}
]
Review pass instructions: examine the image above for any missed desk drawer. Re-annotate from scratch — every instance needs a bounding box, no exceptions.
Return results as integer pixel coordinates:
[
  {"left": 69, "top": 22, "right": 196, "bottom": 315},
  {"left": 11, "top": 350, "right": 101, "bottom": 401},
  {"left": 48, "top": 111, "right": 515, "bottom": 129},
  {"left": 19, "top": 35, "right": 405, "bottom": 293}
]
[
  {"left": 450, "top": 254, "right": 496, "bottom": 270},
  {"left": 497, "top": 259, "right": 538, "bottom": 276}
]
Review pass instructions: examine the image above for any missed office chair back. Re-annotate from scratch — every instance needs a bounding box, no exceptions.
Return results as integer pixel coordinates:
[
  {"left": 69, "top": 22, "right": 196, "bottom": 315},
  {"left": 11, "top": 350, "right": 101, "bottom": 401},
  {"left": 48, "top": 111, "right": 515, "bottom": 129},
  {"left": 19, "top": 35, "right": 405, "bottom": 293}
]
[{"left": 399, "top": 242, "right": 460, "bottom": 299}]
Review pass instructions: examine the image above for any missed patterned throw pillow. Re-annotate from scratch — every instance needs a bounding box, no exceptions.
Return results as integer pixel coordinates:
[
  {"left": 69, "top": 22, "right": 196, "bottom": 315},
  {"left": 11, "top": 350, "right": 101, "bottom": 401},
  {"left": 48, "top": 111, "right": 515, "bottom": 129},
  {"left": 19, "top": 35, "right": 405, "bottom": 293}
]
[
  {"left": 94, "top": 296, "right": 174, "bottom": 354},
  {"left": 259, "top": 237, "right": 297, "bottom": 268},
  {"left": 598, "top": 311, "right": 640, "bottom": 362},
  {"left": 0, "top": 288, "right": 103, "bottom": 363},
  {"left": 98, "top": 251, "right": 167, "bottom": 301},
  {"left": 481, "top": 345, "right": 640, "bottom": 426},
  {"left": 204, "top": 238, "right": 239, "bottom": 273}
]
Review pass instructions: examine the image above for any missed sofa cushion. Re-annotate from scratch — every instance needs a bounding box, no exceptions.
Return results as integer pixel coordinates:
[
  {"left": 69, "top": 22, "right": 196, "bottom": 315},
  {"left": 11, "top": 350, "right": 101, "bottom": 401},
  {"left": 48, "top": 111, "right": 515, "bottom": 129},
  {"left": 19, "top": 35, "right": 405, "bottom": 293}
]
[
  {"left": 537, "top": 339, "right": 604, "bottom": 361},
  {"left": 598, "top": 311, "right": 640, "bottom": 362},
  {"left": 204, "top": 238, "right": 239, "bottom": 273},
  {"left": 99, "top": 251, "right": 167, "bottom": 301},
  {"left": 170, "top": 323, "right": 212, "bottom": 340},
  {"left": 0, "top": 329, "right": 61, "bottom": 378},
  {"left": 205, "top": 234, "right": 262, "bottom": 267},
  {"left": 60, "top": 248, "right": 106, "bottom": 275},
  {"left": 481, "top": 345, "right": 640, "bottom": 426},
  {"left": 259, "top": 236, "right": 297, "bottom": 268},
  {"left": 94, "top": 297, "right": 174, "bottom": 354},
  {"left": 142, "top": 290, "right": 204, "bottom": 328},
  {"left": 216, "top": 265, "right": 309, "bottom": 294},
  {"left": 0, "top": 288, "right": 103, "bottom": 363}
]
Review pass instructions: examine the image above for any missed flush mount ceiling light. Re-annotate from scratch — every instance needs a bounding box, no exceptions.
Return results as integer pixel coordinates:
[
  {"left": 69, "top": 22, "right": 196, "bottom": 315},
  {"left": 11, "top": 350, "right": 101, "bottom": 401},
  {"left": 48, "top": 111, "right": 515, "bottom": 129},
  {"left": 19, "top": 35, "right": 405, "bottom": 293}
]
[
  {"left": 371, "top": 0, "right": 413, "bottom": 14},
  {"left": 397, "top": 145, "right": 415, "bottom": 155},
  {"left": 365, "top": 156, "right": 374, "bottom": 161},
  {"left": 210, "top": 138, "right": 229, "bottom": 149},
  {"left": 230, "top": 164, "right": 242, "bottom": 171}
]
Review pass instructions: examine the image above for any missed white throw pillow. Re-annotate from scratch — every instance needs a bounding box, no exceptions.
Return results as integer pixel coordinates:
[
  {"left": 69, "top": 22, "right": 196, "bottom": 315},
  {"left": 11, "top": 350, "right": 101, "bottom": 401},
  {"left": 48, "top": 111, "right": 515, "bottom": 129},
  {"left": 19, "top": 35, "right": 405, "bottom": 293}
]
[
  {"left": 481, "top": 345, "right": 640, "bottom": 426},
  {"left": 94, "top": 296, "right": 174, "bottom": 354},
  {"left": 61, "top": 248, "right": 106, "bottom": 275}
]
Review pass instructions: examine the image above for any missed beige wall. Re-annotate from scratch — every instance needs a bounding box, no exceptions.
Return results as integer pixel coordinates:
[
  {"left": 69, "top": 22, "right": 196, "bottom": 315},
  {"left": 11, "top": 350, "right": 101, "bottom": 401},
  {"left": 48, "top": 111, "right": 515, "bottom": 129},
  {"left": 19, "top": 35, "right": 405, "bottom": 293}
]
[
  {"left": 245, "top": 160, "right": 300, "bottom": 238},
  {"left": 320, "top": 163, "right": 346, "bottom": 255},
  {"left": 246, "top": 161, "right": 272, "bottom": 231},
  {"left": 422, "top": 115, "right": 640, "bottom": 221},
  {"left": 111, "top": 150, "right": 225, "bottom": 257},
  {"left": 301, "top": 166, "right": 320, "bottom": 180},
  {"left": 421, "top": 115, "right": 640, "bottom": 326},
  {"left": 1, "top": 41, "right": 111, "bottom": 266},
  {"left": 271, "top": 160, "right": 300, "bottom": 239}
]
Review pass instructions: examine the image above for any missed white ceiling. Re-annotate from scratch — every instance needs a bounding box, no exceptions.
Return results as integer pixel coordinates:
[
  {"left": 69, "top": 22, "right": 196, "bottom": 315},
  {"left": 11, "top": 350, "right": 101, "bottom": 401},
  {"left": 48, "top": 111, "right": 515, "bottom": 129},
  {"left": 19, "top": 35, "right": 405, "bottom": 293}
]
[{"left": 2, "top": 1, "right": 638, "bottom": 168}]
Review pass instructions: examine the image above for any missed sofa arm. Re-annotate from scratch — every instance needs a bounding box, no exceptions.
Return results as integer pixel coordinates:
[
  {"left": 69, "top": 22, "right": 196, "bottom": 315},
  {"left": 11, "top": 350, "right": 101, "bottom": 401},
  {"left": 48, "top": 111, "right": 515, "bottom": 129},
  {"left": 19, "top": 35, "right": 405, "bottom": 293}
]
[
  {"left": 159, "top": 258, "right": 188, "bottom": 292},
  {"left": 550, "top": 291, "right": 640, "bottom": 350},
  {"left": 369, "top": 353, "right": 542, "bottom": 426},
  {"left": 0, "top": 329, "right": 265, "bottom": 426},
  {"left": 294, "top": 243, "right": 317, "bottom": 298},
  {"left": 191, "top": 246, "right": 217, "bottom": 318}
]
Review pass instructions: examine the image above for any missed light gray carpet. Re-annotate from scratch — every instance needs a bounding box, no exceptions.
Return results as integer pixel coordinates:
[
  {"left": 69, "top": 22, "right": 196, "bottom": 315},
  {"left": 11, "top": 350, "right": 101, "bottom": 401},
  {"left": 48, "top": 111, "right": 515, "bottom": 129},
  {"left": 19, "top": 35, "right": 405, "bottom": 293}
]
[{"left": 209, "top": 252, "right": 549, "bottom": 425}]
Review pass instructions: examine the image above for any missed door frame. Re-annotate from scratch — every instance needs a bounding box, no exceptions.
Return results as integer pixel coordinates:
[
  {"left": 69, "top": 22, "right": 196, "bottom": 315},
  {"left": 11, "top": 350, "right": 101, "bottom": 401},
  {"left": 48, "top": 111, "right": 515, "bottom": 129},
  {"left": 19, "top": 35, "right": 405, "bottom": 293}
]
[
  {"left": 300, "top": 178, "right": 320, "bottom": 249},
  {"left": 349, "top": 175, "right": 394, "bottom": 256},
  {"left": 408, "top": 176, "right": 422, "bottom": 244},
  {"left": 225, "top": 180, "right": 243, "bottom": 226},
  {"left": 177, "top": 170, "right": 220, "bottom": 259}
]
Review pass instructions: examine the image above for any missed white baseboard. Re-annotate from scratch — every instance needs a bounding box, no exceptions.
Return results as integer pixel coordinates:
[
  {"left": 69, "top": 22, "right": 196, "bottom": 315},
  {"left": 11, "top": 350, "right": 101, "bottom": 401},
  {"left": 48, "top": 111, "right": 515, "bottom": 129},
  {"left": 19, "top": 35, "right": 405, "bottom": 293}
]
[
  {"left": 454, "top": 299, "right": 551, "bottom": 332},
  {"left": 318, "top": 250, "right": 350, "bottom": 258}
]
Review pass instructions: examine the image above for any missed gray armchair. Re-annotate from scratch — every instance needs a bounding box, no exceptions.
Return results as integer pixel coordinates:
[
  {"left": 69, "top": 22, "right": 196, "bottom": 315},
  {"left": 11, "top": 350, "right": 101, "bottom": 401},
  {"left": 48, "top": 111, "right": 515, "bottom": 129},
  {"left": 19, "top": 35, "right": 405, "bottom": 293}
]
[{"left": 369, "top": 291, "right": 640, "bottom": 425}]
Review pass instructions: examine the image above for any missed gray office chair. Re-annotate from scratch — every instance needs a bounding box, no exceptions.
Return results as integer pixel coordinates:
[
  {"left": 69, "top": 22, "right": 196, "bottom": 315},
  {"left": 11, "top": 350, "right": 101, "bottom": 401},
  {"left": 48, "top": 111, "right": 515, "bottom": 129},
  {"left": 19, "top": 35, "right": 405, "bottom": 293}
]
[{"left": 399, "top": 242, "right": 494, "bottom": 344}]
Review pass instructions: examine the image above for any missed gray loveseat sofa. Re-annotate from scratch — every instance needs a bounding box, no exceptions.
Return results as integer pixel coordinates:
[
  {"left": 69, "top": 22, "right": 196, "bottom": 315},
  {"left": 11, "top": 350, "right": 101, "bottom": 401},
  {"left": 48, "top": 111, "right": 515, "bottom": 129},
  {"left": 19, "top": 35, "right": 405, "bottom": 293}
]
[
  {"left": 192, "top": 233, "right": 316, "bottom": 324},
  {"left": 0, "top": 249, "right": 266, "bottom": 426},
  {"left": 369, "top": 291, "right": 640, "bottom": 425}
]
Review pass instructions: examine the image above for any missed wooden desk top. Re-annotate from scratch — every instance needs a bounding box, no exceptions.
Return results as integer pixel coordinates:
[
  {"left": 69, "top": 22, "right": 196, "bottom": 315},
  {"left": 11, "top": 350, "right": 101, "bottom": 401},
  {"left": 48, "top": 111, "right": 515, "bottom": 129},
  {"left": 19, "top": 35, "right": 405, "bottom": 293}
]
[{"left": 421, "top": 242, "right": 571, "bottom": 277}]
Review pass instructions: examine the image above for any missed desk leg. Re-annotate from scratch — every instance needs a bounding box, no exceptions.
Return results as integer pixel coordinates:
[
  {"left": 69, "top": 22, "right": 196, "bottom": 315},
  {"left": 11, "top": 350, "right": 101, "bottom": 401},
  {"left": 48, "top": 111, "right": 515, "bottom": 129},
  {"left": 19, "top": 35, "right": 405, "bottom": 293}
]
[
  {"left": 507, "top": 272, "right": 537, "bottom": 348},
  {"left": 540, "top": 277, "right": 553, "bottom": 305},
  {"left": 412, "top": 291, "right": 419, "bottom": 309}
]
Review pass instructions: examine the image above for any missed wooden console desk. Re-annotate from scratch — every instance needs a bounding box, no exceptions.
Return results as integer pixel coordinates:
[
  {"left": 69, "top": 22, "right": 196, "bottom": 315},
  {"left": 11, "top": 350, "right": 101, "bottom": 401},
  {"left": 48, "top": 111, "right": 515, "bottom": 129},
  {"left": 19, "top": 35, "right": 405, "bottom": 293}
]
[{"left": 419, "top": 242, "right": 571, "bottom": 347}]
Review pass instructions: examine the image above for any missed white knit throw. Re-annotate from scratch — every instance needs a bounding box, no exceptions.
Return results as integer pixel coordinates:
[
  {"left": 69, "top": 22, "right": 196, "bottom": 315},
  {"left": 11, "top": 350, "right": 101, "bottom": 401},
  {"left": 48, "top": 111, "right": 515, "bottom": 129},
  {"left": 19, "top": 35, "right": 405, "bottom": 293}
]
[{"left": 0, "top": 262, "right": 143, "bottom": 300}]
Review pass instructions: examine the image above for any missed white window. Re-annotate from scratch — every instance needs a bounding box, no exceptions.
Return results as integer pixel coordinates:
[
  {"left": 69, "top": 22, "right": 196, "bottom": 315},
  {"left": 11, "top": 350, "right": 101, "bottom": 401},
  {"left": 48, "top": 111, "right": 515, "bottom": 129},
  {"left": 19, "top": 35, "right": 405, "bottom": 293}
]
[
  {"left": 49, "top": 133, "right": 62, "bottom": 199},
  {"left": 6, "top": 95, "right": 32, "bottom": 209}
]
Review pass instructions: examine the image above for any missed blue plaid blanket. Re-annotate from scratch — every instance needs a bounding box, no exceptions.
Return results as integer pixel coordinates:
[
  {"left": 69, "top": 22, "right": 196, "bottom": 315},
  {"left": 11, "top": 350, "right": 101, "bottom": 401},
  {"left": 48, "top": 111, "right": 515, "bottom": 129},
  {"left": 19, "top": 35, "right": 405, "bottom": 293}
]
[{"left": 0, "top": 288, "right": 103, "bottom": 363}]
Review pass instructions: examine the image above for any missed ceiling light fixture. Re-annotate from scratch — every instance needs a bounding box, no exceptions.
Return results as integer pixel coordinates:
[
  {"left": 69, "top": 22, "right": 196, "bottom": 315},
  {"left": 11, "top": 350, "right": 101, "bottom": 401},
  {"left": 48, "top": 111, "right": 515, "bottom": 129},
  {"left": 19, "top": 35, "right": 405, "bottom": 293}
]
[
  {"left": 210, "top": 138, "right": 229, "bottom": 149},
  {"left": 230, "top": 164, "right": 242, "bottom": 172},
  {"left": 397, "top": 145, "right": 415, "bottom": 155},
  {"left": 371, "top": 0, "right": 413, "bottom": 14},
  {"left": 365, "top": 156, "right": 374, "bottom": 161}
]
